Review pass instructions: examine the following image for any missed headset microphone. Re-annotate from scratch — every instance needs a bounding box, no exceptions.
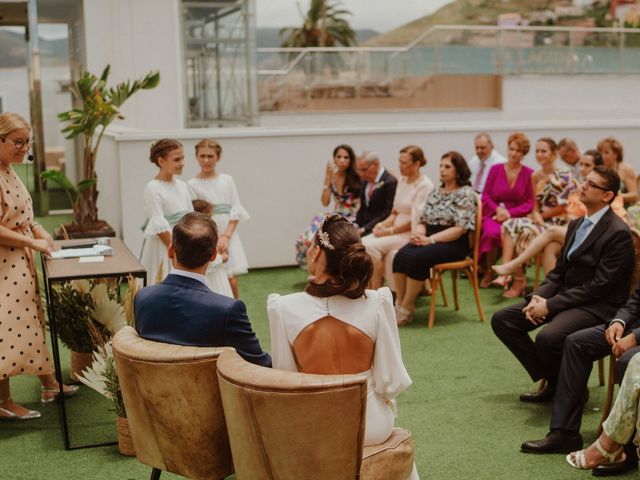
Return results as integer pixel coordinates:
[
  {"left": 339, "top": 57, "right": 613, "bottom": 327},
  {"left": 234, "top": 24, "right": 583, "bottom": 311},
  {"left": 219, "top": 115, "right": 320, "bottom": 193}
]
[{"left": 27, "top": 154, "right": 34, "bottom": 161}]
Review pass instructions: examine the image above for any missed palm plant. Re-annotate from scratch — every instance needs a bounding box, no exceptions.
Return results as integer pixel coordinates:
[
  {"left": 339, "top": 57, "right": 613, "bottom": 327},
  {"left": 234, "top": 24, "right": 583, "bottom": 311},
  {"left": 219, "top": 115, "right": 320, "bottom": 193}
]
[
  {"left": 42, "top": 65, "right": 160, "bottom": 234},
  {"left": 280, "top": 0, "right": 357, "bottom": 48}
]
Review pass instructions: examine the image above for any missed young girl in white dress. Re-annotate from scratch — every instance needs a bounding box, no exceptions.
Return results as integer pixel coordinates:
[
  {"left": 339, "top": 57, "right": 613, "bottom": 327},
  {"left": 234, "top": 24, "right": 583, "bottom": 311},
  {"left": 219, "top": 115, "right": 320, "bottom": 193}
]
[
  {"left": 268, "top": 214, "right": 419, "bottom": 479},
  {"left": 140, "top": 139, "right": 194, "bottom": 284},
  {"left": 189, "top": 139, "right": 250, "bottom": 299}
]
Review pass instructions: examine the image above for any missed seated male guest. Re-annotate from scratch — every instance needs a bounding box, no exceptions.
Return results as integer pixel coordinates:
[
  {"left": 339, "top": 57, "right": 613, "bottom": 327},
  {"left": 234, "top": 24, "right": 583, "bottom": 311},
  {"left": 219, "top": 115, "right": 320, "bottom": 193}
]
[
  {"left": 355, "top": 151, "right": 397, "bottom": 236},
  {"left": 469, "top": 132, "right": 506, "bottom": 193},
  {"left": 135, "top": 212, "right": 271, "bottom": 367},
  {"left": 492, "top": 166, "right": 632, "bottom": 443},
  {"left": 558, "top": 137, "right": 582, "bottom": 180},
  {"left": 519, "top": 281, "right": 640, "bottom": 473}
]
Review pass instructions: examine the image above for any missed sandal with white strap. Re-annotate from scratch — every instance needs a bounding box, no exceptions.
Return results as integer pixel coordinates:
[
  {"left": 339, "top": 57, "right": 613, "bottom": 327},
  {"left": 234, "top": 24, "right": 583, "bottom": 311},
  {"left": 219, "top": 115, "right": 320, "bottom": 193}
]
[{"left": 566, "top": 439, "right": 625, "bottom": 470}]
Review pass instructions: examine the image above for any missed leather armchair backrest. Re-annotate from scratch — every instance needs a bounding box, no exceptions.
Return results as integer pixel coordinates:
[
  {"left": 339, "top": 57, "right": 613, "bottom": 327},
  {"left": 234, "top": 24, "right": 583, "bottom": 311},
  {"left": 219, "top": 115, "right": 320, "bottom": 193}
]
[
  {"left": 217, "top": 350, "right": 367, "bottom": 480},
  {"left": 112, "top": 326, "right": 234, "bottom": 480}
]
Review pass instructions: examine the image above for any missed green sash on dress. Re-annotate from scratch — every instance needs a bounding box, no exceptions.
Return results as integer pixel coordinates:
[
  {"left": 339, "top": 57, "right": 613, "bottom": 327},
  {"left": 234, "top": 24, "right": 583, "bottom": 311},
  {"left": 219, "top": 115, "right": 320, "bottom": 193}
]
[
  {"left": 139, "top": 210, "right": 190, "bottom": 259},
  {"left": 213, "top": 204, "right": 231, "bottom": 215}
]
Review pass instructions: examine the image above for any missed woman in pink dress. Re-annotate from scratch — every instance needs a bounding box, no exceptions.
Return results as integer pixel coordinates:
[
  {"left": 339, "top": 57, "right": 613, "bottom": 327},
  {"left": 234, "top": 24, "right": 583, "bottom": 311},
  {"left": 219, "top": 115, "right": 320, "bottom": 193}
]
[{"left": 479, "top": 132, "right": 535, "bottom": 288}]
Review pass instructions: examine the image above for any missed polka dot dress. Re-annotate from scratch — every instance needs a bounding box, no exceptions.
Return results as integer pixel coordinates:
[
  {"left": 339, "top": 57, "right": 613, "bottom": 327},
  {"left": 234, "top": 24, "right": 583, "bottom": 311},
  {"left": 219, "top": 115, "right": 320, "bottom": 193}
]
[{"left": 0, "top": 162, "right": 53, "bottom": 379}]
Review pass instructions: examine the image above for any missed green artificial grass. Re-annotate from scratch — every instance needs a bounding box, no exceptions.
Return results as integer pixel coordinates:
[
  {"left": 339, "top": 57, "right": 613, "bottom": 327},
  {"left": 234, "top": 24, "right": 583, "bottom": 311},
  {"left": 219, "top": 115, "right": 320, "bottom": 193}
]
[{"left": 1, "top": 216, "right": 634, "bottom": 479}]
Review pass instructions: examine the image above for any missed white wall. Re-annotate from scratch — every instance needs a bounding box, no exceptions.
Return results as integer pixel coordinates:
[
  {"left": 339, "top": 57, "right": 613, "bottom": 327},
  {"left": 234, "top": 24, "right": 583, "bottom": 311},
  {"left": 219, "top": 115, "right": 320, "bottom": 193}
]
[
  {"left": 83, "top": 0, "right": 184, "bottom": 130},
  {"left": 98, "top": 116, "right": 640, "bottom": 269}
]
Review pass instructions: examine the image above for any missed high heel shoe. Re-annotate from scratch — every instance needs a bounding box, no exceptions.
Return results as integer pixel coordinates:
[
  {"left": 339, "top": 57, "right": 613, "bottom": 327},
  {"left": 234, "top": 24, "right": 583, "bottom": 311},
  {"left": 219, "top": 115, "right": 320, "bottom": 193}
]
[
  {"left": 492, "top": 262, "right": 519, "bottom": 277},
  {"left": 492, "top": 275, "right": 512, "bottom": 288},
  {"left": 503, "top": 276, "right": 527, "bottom": 298},
  {"left": 480, "top": 272, "right": 494, "bottom": 289},
  {"left": 0, "top": 399, "right": 41, "bottom": 420},
  {"left": 41, "top": 384, "right": 80, "bottom": 404}
]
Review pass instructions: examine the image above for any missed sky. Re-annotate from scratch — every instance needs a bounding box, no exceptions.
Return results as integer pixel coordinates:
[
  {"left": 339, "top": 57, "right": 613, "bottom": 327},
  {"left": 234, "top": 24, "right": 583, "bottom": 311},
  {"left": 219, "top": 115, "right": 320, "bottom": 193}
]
[{"left": 256, "top": 0, "right": 455, "bottom": 33}]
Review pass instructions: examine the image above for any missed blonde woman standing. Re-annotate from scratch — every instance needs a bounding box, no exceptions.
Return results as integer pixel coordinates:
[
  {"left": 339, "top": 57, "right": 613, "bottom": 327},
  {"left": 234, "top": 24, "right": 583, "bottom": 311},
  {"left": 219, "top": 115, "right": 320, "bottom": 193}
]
[{"left": 0, "top": 112, "right": 78, "bottom": 420}]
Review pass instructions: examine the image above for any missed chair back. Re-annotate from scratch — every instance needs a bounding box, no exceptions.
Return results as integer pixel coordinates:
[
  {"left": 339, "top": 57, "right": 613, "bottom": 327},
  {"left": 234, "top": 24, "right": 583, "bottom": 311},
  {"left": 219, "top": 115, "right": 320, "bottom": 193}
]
[
  {"left": 630, "top": 228, "right": 640, "bottom": 293},
  {"left": 470, "top": 194, "right": 483, "bottom": 269},
  {"left": 112, "top": 326, "right": 234, "bottom": 480},
  {"left": 292, "top": 315, "right": 374, "bottom": 374},
  {"left": 216, "top": 350, "right": 367, "bottom": 480}
]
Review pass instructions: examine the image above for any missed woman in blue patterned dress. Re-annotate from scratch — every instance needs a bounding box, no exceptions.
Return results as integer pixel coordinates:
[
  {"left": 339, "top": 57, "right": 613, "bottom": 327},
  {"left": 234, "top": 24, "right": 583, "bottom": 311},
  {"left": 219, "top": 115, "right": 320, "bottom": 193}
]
[
  {"left": 495, "top": 138, "right": 575, "bottom": 297},
  {"left": 295, "top": 145, "right": 361, "bottom": 268}
]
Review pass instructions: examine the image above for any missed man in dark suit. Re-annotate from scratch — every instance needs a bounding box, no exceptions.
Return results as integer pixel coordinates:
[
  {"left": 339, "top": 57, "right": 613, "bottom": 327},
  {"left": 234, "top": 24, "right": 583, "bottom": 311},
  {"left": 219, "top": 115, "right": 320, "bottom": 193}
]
[
  {"left": 492, "top": 166, "right": 633, "bottom": 453},
  {"left": 135, "top": 212, "right": 271, "bottom": 367},
  {"left": 354, "top": 151, "right": 397, "bottom": 236},
  {"left": 518, "top": 287, "right": 640, "bottom": 473}
]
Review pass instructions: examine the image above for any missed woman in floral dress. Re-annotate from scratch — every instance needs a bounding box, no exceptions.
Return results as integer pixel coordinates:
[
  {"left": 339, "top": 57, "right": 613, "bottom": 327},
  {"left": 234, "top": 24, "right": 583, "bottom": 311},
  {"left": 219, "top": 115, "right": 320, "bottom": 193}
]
[
  {"left": 295, "top": 144, "right": 361, "bottom": 268},
  {"left": 392, "top": 151, "right": 476, "bottom": 325}
]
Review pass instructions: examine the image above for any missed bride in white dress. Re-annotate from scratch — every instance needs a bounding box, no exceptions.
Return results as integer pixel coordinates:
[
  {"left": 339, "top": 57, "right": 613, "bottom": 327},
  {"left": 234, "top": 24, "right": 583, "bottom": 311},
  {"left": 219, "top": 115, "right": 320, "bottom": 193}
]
[
  {"left": 140, "top": 139, "right": 194, "bottom": 284},
  {"left": 268, "top": 214, "right": 418, "bottom": 479}
]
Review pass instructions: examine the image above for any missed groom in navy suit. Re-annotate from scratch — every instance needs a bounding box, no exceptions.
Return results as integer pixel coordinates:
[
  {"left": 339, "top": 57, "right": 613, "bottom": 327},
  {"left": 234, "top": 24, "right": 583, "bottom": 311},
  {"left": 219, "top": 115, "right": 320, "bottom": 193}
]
[{"left": 135, "top": 212, "right": 271, "bottom": 367}]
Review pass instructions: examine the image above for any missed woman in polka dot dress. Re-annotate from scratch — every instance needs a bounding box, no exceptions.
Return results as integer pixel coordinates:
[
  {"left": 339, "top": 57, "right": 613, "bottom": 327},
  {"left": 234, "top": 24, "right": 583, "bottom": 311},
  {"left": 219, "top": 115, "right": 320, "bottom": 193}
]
[{"left": 0, "top": 112, "right": 78, "bottom": 420}]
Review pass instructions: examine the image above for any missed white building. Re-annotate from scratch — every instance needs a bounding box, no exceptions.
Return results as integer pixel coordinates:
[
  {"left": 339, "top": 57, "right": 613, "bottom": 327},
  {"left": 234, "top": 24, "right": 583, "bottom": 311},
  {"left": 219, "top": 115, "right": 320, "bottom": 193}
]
[{"left": 3, "top": 1, "right": 640, "bottom": 268}]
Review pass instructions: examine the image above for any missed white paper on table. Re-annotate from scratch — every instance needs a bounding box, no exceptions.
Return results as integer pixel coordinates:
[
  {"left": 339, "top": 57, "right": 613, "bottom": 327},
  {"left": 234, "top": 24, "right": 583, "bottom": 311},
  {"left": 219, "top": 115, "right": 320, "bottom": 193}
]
[
  {"left": 50, "top": 244, "right": 113, "bottom": 259},
  {"left": 78, "top": 256, "right": 105, "bottom": 263}
]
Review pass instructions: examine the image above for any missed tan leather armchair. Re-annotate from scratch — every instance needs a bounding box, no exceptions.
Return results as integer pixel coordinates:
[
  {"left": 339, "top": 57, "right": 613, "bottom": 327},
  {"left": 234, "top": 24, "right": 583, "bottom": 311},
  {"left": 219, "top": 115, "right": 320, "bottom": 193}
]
[
  {"left": 112, "top": 326, "right": 234, "bottom": 480},
  {"left": 216, "top": 350, "right": 414, "bottom": 480}
]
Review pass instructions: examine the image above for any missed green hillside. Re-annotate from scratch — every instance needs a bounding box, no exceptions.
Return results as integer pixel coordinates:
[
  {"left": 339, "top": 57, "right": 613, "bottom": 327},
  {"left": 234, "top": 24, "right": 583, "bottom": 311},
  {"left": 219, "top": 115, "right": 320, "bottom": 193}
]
[{"left": 367, "top": 0, "right": 599, "bottom": 46}]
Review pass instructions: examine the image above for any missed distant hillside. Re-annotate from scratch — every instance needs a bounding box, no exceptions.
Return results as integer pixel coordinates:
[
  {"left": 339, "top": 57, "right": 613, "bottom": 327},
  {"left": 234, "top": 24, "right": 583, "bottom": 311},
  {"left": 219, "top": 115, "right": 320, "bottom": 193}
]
[
  {"left": 0, "top": 30, "right": 68, "bottom": 67},
  {"left": 257, "top": 27, "right": 380, "bottom": 48},
  {"left": 366, "top": 0, "right": 565, "bottom": 46}
]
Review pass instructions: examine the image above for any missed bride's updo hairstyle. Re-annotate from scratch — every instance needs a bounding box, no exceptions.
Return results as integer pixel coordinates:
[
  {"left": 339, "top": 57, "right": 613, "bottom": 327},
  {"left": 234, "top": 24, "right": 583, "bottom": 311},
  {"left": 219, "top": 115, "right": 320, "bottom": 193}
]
[{"left": 306, "top": 214, "right": 373, "bottom": 299}]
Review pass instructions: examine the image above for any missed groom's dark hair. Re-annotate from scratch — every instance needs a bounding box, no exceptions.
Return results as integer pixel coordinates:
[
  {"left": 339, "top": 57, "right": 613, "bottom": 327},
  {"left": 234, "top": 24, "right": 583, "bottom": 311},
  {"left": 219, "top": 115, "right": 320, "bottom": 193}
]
[{"left": 172, "top": 212, "right": 218, "bottom": 268}]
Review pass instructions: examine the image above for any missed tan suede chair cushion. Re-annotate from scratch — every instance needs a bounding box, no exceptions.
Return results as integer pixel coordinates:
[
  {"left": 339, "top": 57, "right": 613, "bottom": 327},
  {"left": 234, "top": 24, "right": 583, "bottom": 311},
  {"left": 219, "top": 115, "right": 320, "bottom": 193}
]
[
  {"left": 361, "top": 428, "right": 414, "bottom": 480},
  {"left": 113, "top": 326, "right": 234, "bottom": 480},
  {"left": 217, "top": 350, "right": 368, "bottom": 480}
]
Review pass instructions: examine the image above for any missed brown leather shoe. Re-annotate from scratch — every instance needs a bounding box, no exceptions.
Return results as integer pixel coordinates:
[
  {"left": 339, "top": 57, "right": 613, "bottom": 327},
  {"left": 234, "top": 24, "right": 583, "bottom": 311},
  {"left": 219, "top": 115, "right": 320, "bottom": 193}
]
[
  {"left": 521, "top": 430, "right": 583, "bottom": 454},
  {"left": 519, "top": 383, "right": 555, "bottom": 403}
]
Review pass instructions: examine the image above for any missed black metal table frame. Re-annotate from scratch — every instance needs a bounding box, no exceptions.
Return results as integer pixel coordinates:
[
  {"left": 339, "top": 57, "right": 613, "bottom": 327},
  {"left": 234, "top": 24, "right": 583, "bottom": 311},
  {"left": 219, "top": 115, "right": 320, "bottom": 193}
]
[{"left": 41, "top": 263, "right": 147, "bottom": 450}]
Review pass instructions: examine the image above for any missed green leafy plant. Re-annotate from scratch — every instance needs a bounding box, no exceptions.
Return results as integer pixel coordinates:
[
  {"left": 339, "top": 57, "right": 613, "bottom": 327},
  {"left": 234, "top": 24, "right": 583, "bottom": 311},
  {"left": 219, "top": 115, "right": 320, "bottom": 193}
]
[
  {"left": 44, "top": 65, "right": 160, "bottom": 233},
  {"left": 76, "top": 276, "right": 140, "bottom": 418},
  {"left": 280, "top": 0, "right": 356, "bottom": 47},
  {"left": 77, "top": 344, "right": 126, "bottom": 418},
  {"left": 50, "top": 282, "right": 105, "bottom": 352},
  {"left": 40, "top": 170, "right": 95, "bottom": 215},
  {"left": 49, "top": 279, "right": 124, "bottom": 353},
  {"left": 103, "top": 352, "right": 126, "bottom": 418}
]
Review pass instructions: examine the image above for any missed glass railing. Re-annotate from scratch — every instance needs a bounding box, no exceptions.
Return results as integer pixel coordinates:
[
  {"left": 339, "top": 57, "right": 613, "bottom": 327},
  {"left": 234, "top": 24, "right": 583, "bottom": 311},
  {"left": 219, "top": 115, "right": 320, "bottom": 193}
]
[{"left": 257, "top": 25, "right": 640, "bottom": 110}]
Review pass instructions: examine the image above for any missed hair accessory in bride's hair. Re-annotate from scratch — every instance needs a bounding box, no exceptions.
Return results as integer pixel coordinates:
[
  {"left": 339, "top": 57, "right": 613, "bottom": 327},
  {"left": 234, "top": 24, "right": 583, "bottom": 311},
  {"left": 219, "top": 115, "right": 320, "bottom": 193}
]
[
  {"left": 317, "top": 231, "right": 334, "bottom": 250},
  {"left": 317, "top": 215, "right": 337, "bottom": 250}
]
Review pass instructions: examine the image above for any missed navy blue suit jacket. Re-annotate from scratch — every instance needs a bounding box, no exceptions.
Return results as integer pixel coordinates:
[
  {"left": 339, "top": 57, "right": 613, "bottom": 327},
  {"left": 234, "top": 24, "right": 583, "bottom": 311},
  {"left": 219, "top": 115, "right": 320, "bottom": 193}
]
[
  {"left": 355, "top": 169, "right": 397, "bottom": 236},
  {"left": 134, "top": 274, "right": 271, "bottom": 367}
]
